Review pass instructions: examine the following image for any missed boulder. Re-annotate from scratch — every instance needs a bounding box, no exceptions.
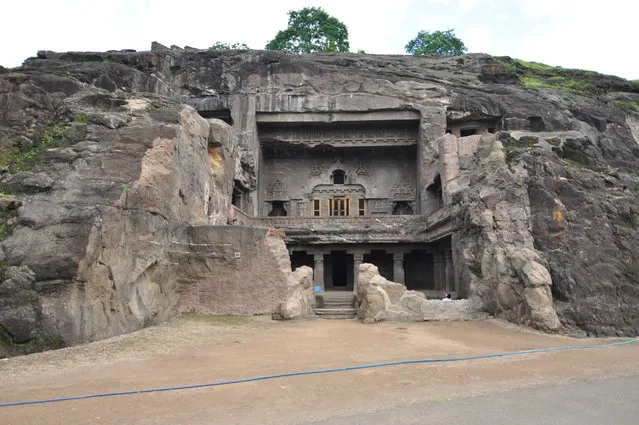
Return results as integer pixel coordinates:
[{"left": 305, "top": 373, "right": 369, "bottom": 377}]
[
  {"left": 357, "top": 263, "right": 487, "bottom": 323},
  {"left": 357, "top": 287, "right": 387, "bottom": 324},
  {"left": 276, "top": 265, "right": 316, "bottom": 320},
  {"left": 519, "top": 261, "right": 553, "bottom": 287}
]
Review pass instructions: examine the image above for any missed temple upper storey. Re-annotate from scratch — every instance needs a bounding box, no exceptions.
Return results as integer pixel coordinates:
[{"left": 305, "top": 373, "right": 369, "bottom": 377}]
[{"left": 255, "top": 111, "right": 425, "bottom": 218}]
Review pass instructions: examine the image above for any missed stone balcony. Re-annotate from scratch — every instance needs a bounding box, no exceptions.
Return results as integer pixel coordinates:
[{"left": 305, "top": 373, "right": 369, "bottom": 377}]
[{"left": 229, "top": 206, "right": 452, "bottom": 244}]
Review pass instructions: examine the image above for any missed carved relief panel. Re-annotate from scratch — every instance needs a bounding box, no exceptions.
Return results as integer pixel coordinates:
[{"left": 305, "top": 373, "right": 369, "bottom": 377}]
[
  {"left": 390, "top": 179, "right": 416, "bottom": 201},
  {"left": 266, "top": 179, "right": 288, "bottom": 201}
]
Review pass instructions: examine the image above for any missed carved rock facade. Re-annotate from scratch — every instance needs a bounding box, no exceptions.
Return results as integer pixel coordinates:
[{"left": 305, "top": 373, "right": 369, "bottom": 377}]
[{"left": 0, "top": 45, "right": 638, "bottom": 354}]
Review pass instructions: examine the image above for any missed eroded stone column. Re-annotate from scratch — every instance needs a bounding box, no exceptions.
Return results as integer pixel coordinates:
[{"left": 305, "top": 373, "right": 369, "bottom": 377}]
[
  {"left": 353, "top": 253, "right": 364, "bottom": 294},
  {"left": 393, "top": 253, "right": 405, "bottom": 284},
  {"left": 313, "top": 254, "right": 325, "bottom": 292},
  {"left": 444, "top": 250, "right": 455, "bottom": 294}
]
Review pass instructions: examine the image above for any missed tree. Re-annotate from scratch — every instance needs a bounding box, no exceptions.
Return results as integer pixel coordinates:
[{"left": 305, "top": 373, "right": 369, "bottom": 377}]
[
  {"left": 210, "top": 42, "right": 249, "bottom": 50},
  {"left": 405, "top": 29, "right": 467, "bottom": 56},
  {"left": 266, "top": 7, "right": 349, "bottom": 53}
]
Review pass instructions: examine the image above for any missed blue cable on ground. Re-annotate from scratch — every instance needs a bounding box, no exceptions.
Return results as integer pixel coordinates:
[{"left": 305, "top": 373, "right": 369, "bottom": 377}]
[{"left": 1, "top": 337, "right": 637, "bottom": 408}]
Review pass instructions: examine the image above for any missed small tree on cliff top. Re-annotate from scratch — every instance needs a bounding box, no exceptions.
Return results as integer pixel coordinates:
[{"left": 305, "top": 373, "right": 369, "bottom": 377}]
[
  {"left": 266, "top": 7, "right": 350, "bottom": 53},
  {"left": 405, "top": 29, "right": 467, "bottom": 56}
]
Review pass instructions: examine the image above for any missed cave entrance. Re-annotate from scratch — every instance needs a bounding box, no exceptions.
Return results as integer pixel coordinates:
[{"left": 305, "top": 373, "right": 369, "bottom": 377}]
[
  {"left": 325, "top": 251, "right": 353, "bottom": 290},
  {"left": 404, "top": 250, "right": 434, "bottom": 290},
  {"left": 363, "top": 250, "right": 393, "bottom": 281},
  {"left": 290, "top": 251, "right": 314, "bottom": 270}
]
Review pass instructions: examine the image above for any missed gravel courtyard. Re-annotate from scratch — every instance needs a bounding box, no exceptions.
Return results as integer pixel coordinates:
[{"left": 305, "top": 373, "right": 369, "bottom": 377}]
[{"left": 1, "top": 317, "right": 638, "bottom": 425}]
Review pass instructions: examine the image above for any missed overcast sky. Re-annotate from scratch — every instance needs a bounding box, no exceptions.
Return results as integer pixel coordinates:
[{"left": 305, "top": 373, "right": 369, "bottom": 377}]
[{"left": 1, "top": 0, "right": 636, "bottom": 79}]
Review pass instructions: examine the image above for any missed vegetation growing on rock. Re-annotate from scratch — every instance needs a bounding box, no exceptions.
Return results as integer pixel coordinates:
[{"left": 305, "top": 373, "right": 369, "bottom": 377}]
[
  {"left": 210, "top": 42, "right": 250, "bottom": 50},
  {"left": 0, "top": 123, "right": 68, "bottom": 173},
  {"left": 266, "top": 7, "right": 350, "bottom": 53},
  {"left": 405, "top": 29, "right": 467, "bottom": 56}
]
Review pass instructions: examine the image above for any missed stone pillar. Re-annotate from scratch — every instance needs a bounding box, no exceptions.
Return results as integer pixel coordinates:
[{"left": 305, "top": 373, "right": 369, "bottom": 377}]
[
  {"left": 433, "top": 252, "right": 445, "bottom": 294},
  {"left": 444, "top": 251, "right": 455, "bottom": 294},
  {"left": 393, "top": 253, "right": 405, "bottom": 285},
  {"left": 313, "top": 254, "right": 325, "bottom": 292},
  {"left": 353, "top": 253, "right": 364, "bottom": 294}
]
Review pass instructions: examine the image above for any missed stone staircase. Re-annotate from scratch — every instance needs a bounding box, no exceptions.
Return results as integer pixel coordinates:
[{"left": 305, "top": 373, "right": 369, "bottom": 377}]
[{"left": 314, "top": 291, "right": 358, "bottom": 319}]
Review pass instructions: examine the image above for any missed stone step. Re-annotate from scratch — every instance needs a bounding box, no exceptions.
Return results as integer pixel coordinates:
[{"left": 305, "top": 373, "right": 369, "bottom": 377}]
[
  {"left": 324, "top": 294, "right": 355, "bottom": 300},
  {"left": 314, "top": 308, "right": 358, "bottom": 318}
]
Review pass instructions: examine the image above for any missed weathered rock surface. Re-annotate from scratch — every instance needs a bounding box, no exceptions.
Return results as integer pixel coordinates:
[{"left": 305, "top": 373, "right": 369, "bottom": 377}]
[
  {"left": 0, "top": 44, "right": 637, "bottom": 354},
  {"left": 357, "top": 263, "right": 488, "bottom": 322},
  {"left": 0, "top": 85, "right": 249, "bottom": 351},
  {"left": 276, "top": 265, "right": 316, "bottom": 320},
  {"left": 450, "top": 134, "right": 561, "bottom": 331}
]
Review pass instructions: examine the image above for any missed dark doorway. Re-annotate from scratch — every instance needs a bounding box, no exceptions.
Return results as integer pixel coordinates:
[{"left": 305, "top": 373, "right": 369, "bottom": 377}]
[
  {"left": 392, "top": 201, "right": 413, "bottom": 215},
  {"left": 290, "top": 251, "right": 314, "bottom": 271},
  {"left": 425, "top": 174, "right": 443, "bottom": 212},
  {"left": 232, "top": 187, "right": 243, "bottom": 209},
  {"left": 363, "top": 250, "right": 393, "bottom": 281},
  {"left": 332, "top": 169, "right": 346, "bottom": 185},
  {"left": 324, "top": 250, "right": 353, "bottom": 290},
  {"left": 268, "top": 201, "right": 287, "bottom": 216},
  {"left": 460, "top": 128, "right": 478, "bottom": 137},
  {"left": 331, "top": 251, "right": 348, "bottom": 288},
  {"left": 404, "top": 250, "right": 434, "bottom": 290}
]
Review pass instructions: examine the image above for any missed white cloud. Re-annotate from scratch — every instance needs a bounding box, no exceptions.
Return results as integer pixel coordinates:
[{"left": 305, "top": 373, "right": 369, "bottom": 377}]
[
  {"left": 518, "top": 0, "right": 574, "bottom": 19},
  {"left": 458, "top": 0, "right": 484, "bottom": 14},
  {"left": 459, "top": 25, "right": 492, "bottom": 53}
]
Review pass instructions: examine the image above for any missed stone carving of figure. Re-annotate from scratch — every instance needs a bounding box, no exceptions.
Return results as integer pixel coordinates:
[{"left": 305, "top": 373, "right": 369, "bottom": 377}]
[
  {"left": 353, "top": 159, "right": 369, "bottom": 177},
  {"left": 309, "top": 161, "right": 324, "bottom": 178}
]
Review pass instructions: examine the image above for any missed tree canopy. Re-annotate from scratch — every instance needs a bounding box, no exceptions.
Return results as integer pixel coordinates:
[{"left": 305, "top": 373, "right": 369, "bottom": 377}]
[
  {"left": 210, "top": 42, "right": 249, "bottom": 50},
  {"left": 266, "top": 7, "right": 350, "bottom": 54},
  {"left": 405, "top": 30, "right": 467, "bottom": 56}
]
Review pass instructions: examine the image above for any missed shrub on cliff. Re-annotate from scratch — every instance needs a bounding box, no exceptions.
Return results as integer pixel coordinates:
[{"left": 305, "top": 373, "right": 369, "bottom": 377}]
[{"left": 210, "top": 42, "right": 250, "bottom": 50}]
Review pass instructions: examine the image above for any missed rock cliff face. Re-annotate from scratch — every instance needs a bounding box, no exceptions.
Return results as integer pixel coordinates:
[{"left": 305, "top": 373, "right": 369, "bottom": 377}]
[{"left": 1, "top": 44, "right": 638, "bottom": 353}]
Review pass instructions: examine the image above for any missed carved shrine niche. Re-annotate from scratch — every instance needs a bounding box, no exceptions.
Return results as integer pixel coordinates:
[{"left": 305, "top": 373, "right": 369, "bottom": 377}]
[
  {"left": 390, "top": 179, "right": 416, "bottom": 201},
  {"left": 266, "top": 179, "right": 288, "bottom": 201}
]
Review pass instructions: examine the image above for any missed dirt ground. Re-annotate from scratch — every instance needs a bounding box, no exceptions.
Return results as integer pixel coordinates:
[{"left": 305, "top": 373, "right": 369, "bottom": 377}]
[{"left": 1, "top": 317, "right": 638, "bottom": 425}]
